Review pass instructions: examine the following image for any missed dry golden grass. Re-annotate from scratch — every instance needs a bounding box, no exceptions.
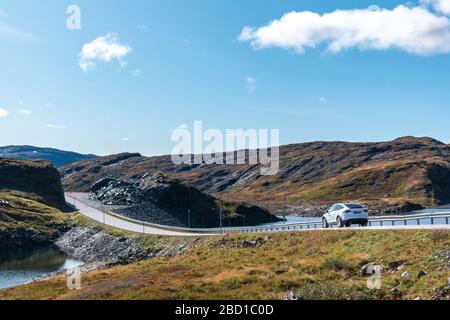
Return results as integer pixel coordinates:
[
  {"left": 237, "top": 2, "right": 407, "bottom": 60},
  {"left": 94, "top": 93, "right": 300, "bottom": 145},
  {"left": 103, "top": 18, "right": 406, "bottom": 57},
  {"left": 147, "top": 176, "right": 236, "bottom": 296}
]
[{"left": 1, "top": 229, "right": 449, "bottom": 300}]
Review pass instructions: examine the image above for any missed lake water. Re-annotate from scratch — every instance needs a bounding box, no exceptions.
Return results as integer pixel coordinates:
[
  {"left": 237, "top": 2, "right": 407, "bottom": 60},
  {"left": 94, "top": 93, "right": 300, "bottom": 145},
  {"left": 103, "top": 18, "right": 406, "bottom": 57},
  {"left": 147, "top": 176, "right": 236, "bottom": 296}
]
[
  {"left": 0, "top": 247, "right": 83, "bottom": 290},
  {"left": 259, "top": 216, "right": 320, "bottom": 226}
]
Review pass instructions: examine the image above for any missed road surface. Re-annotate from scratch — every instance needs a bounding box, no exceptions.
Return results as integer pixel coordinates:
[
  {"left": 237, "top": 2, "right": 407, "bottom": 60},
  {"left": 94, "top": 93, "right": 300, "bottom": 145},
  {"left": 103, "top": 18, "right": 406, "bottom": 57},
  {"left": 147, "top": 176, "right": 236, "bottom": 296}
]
[
  {"left": 66, "top": 193, "right": 449, "bottom": 237},
  {"left": 65, "top": 194, "right": 213, "bottom": 237}
]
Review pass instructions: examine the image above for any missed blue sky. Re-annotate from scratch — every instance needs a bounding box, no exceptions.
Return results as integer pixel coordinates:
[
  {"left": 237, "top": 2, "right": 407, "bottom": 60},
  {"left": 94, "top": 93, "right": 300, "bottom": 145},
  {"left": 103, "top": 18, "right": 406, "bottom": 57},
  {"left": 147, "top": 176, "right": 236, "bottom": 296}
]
[{"left": 0, "top": 0, "right": 449, "bottom": 156}]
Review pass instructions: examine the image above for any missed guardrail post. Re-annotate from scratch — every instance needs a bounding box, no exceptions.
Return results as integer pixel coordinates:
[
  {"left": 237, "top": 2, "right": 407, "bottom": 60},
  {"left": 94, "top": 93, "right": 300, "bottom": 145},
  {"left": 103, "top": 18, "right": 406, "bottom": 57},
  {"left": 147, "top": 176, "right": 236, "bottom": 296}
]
[
  {"left": 431, "top": 218, "right": 434, "bottom": 225},
  {"left": 446, "top": 217, "right": 449, "bottom": 225},
  {"left": 417, "top": 219, "right": 420, "bottom": 225},
  {"left": 404, "top": 220, "right": 407, "bottom": 226}
]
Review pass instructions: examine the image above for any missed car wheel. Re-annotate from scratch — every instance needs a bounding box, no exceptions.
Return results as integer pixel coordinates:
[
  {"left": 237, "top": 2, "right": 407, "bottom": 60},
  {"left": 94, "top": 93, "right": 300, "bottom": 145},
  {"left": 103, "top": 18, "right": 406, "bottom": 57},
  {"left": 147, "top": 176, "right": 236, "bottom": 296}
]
[
  {"left": 322, "top": 218, "right": 329, "bottom": 229},
  {"left": 345, "top": 222, "right": 352, "bottom": 228},
  {"left": 336, "top": 217, "right": 344, "bottom": 228},
  {"left": 361, "top": 221, "right": 368, "bottom": 227}
]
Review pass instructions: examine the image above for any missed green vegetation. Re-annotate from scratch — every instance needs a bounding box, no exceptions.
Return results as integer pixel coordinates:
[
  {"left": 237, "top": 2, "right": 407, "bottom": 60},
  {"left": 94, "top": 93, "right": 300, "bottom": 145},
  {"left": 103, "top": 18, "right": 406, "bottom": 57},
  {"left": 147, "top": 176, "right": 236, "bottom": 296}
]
[
  {"left": 1, "top": 228, "right": 448, "bottom": 300},
  {"left": 0, "top": 191, "right": 67, "bottom": 236}
]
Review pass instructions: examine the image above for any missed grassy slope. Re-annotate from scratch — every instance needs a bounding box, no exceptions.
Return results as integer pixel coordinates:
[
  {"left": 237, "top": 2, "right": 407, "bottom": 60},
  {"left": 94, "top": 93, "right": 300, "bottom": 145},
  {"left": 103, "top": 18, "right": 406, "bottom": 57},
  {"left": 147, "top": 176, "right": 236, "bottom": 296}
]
[
  {"left": 291, "top": 161, "right": 431, "bottom": 205},
  {"left": 0, "top": 191, "right": 67, "bottom": 237},
  {"left": 1, "top": 228, "right": 448, "bottom": 300}
]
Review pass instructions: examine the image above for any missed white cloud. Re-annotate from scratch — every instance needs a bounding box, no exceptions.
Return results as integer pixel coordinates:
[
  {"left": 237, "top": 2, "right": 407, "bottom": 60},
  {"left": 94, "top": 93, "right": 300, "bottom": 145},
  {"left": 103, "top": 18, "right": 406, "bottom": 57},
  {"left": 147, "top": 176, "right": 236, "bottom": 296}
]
[
  {"left": 245, "top": 77, "right": 257, "bottom": 93},
  {"left": 0, "top": 108, "right": 8, "bottom": 118},
  {"left": 319, "top": 97, "right": 328, "bottom": 103},
  {"left": 122, "top": 137, "right": 129, "bottom": 142},
  {"left": 132, "top": 69, "right": 142, "bottom": 77},
  {"left": 422, "top": 0, "right": 450, "bottom": 15},
  {"left": 0, "top": 11, "right": 37, "bottom": 42},
  {"left": 18, "top": 109, "right": 31, "bottom": 115},
  {"left": 46, "top": 124, "right": 66, "bottom": 129},
  {"left": 0, "top": 22, "right": 36, "bottom": 42},
  {"left": 79, "top": 33, "right": 132, "bottom": 72},
  {"left": 238, "top": 4, "right": 450, "bottom": 56}
]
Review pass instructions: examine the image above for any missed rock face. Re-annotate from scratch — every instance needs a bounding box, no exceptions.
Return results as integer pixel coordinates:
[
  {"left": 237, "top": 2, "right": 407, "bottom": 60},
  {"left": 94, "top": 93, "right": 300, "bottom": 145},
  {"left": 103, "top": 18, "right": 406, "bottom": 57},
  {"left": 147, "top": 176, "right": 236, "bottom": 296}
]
[
  {"left": 91, "top": 173, "right": 280, "bottom": 228},
  {"left": 60, "top": 137, "right": 450, "bottom": 213},
  {"left": 0, "top": 145, "right": 96, "bottom": 168},
  {"left": 0, "top": 158, "right": 65, "bottom": 209},
  {"left": 55, "top": 226, "right": 191, "bottom": 264}
]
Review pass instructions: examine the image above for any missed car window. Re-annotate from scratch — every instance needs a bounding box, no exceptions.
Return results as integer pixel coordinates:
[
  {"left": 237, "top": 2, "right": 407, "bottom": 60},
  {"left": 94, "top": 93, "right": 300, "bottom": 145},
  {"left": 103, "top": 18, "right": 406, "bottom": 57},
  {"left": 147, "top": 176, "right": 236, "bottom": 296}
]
[
  {"left": 345, "top": 204, "right": 364, "bottom": 209},
  {"left": 329, "top": 205, "right": 335, "bottom": 211},
  {"left": 335, "top": 205, "right": 343, "bottom": 210}
]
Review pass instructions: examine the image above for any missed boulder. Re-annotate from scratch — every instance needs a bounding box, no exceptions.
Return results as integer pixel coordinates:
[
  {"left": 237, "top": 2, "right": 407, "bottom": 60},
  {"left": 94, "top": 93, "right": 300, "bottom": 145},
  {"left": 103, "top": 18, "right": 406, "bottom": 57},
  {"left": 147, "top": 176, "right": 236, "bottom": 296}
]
[
  {"left": 401, "top": 271, "right": 410, "bottom": 278},
  {"left": 417, "top": 271, "right": 427, "bottom": 279}
]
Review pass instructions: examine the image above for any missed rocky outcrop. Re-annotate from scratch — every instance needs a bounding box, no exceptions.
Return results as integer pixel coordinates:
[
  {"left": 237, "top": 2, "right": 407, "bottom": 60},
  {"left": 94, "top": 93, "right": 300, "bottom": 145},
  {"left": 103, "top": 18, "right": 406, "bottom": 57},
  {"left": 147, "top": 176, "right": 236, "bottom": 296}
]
[
  {"left": 55, "top": 226, "right": 202, "bottom": 264},
  {"left": 91, "top": 173, "right": 280, "bottom": 228},
  {"left": 0, "top": 158, "right": 65, "bottom": 209},
  {"left": 0, "top": 228, "right": 64, "bottom": 255}
]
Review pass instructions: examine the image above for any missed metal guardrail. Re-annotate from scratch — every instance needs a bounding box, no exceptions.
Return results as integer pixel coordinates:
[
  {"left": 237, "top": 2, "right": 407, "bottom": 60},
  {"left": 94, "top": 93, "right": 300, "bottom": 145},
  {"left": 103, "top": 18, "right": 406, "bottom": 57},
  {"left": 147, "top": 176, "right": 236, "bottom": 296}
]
[
  {"left": 104, "top": 210, "right": 450, "bottom": 234},
  {"left": 67, "top": 193, "right": 450, "bottom": 235},
  {"left": 368, "top": 212, "right": 450, "bottom": 227}
]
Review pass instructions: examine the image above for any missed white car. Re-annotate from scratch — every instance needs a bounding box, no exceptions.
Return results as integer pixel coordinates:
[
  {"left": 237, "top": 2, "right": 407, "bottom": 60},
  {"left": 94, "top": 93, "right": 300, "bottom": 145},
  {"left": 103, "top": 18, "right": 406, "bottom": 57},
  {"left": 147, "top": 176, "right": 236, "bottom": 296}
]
[{"left": 322, "top": 203, "right": 369, "bottom": 228}]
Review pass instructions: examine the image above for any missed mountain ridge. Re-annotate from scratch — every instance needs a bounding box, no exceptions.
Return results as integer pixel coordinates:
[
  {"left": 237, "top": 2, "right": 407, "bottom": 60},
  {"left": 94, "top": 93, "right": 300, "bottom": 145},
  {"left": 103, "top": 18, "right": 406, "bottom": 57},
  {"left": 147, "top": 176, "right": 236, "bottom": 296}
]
[
  {"left": 60, "top": 136, "right": 450, "bottom": 214},
  {"left": 0, "top": 145, "right": 96, "bottom": 168}
]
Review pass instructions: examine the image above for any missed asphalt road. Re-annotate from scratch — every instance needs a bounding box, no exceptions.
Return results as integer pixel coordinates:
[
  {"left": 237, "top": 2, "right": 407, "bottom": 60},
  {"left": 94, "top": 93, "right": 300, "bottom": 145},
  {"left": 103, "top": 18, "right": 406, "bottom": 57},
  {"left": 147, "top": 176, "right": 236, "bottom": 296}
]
[
  {"left": 65, "top": 194, "right": 213, "bottom": 237},
  {"left": 66, "top": 193, "right": 450, "bottom": 237}
]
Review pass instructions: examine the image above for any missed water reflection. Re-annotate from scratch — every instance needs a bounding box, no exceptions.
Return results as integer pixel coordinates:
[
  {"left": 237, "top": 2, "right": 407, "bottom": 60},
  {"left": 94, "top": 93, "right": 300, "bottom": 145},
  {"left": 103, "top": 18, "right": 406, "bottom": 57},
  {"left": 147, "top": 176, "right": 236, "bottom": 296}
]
[{"left": 0, "top": 247, "right": 83, "bottom": 290}]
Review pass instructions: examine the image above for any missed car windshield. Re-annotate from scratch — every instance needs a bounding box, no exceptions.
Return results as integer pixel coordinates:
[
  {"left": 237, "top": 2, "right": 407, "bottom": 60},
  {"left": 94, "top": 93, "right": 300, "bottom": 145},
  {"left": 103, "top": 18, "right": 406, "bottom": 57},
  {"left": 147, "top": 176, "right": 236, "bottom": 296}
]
[{"left": 345, "top": 204, "right": 364, "bottom": 209}]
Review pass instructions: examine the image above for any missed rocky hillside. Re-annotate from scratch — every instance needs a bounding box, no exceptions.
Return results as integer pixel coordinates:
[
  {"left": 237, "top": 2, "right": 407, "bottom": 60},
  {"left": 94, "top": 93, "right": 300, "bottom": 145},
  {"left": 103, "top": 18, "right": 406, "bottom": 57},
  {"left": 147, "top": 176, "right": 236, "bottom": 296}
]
[
  {"left": 60, "top": 137, "right": 450, "bottom": 214},
  {"left": 0, "top": 145, "right": 96, "bottom": 168},
  {"left": 91, "top": 173, "right": 280, "bottom": 228},
  {"left": 0, "top": 158, "right": 66, "bottom": 209}
]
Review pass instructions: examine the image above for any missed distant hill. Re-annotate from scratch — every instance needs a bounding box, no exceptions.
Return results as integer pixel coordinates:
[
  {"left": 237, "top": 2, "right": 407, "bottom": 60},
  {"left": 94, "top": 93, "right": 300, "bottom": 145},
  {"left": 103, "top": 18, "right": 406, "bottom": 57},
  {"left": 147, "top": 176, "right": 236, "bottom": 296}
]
[
  {"left": 60, "top": 137, "right": 450, "bottom": 215},
  {"left": 0, "top": 146, "right": 96, "bottom": 168}
]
